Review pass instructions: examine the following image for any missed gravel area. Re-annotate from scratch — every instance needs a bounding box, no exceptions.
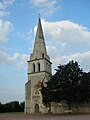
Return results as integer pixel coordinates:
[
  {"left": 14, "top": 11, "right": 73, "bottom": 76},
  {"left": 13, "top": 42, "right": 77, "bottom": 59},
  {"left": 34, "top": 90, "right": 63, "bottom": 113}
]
[{"left": 0, "top": 113, "right": 90, "bottom": 120}]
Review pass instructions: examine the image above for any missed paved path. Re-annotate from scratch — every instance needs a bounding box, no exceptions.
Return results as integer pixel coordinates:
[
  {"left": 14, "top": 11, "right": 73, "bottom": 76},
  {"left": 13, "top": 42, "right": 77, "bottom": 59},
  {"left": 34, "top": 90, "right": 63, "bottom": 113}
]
[{"left": 0, "top": 113, "right": 90, "bottom": 120}]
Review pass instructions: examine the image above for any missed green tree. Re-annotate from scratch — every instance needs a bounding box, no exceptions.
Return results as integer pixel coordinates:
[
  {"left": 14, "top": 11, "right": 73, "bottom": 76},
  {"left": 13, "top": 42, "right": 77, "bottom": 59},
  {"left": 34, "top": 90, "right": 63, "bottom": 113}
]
[
  {"left": 19, "top": 101, "right": 25, "bottom": 112},
  {"left": 41, "top": 61, "right": 87, "bottom": 111},
  {"left": 57, "top": 61, "right": 83, "bottom": 110},
  {"left": 81, "top": 72, "right": 90, "bottom": 103},
  {"left": 0, "top": 101, "right": 25, "bottom": 113},
  {"left": 0, "top": 102, "right": 3, "bottom": 113},
  {"left": 12, "top": 101, "right": 19, "bottom": 112}
]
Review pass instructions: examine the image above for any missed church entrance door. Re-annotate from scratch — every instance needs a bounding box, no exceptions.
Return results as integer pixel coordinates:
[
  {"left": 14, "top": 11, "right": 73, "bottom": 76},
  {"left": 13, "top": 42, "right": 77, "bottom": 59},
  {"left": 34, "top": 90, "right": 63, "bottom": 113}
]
[{"left": 35, "top": 104, "right": 39, "bottom": 113}]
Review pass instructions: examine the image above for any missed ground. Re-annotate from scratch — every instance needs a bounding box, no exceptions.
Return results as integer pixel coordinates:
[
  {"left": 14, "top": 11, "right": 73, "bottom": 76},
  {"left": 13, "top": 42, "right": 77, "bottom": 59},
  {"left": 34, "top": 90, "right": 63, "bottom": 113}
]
[{"left": 0, "top": 113, "right": 90, "bottom": 120}]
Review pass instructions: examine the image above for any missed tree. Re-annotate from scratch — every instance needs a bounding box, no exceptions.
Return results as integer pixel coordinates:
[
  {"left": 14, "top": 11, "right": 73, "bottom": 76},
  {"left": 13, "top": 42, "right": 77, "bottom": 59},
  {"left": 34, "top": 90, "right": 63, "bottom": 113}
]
[
  {"left": 0, "top": 101, "right": 24, "bottom": 113},
  {"left": 41, "top": 60, "right": 88, "bottom": 111},
  {"left": 81, "top": 72, "right": 90, "bottom": 103},
  {"left": 0, "top": 102, "right": 3, "bottom": 113},
  {"left": 19, "top": 101, "right": 25, "bottom": 112},
  {"left": 12, "top": 101, "right": 19, "bottom": 112},
  {"left": 57, "top": 61, "right": 83, "bottom": 110}
]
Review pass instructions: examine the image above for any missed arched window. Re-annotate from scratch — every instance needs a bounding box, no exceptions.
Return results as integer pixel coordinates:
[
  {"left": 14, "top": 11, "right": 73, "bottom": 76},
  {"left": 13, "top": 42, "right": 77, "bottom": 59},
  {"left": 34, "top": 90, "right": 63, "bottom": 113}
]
[
  {"left": 38, "top": 62, "right": 40, "bottom": 72},
  {"left": 33, "top": 63, "right": 35, "bottom": 72},
  {"left": 42, "top": 53, "right": 44, "bottom": 58}
]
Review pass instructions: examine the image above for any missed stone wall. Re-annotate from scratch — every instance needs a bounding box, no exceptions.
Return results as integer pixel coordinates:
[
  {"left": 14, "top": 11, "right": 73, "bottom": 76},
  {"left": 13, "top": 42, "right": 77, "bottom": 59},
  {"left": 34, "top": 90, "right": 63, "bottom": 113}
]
[{"left": 51, "top": 102, "right": 90, "bottom": 114}]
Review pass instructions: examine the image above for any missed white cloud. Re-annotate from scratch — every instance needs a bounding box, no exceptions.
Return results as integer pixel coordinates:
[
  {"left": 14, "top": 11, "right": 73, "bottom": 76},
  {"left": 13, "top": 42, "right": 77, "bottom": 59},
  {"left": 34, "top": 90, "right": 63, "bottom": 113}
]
[
  {"left": 0, "top": 19, "right": 13, "bottom": 44},
  {"left": 0, "top": 11, "right": 10, "bottom": 16},
  {"left": 41, "top": 19, "right": 90, "bottom": 43},
  {"left": 0, "top": 50, "right": 29, "bottom": 69},
  {"left": 31, "top": 0, "right": 59, "bottom": 15},
  {"left": 52, "top": 51, "right": 90, "bottom": 72},
  {"left": 17, "top": 54, "right": 29, "bottom": 69},
  {"left": 39, "top": 19, "right": 90, "bottom": 54},
  {"left": 0, "top": 0, "right": 15, "bottom": 17},
  {"left": 0, "top": 0, "right": 14, "bottom": 44},
  {"left": 0, "top": 0, "right": 15, "bottom": 10},
  {"left": 0, "top": 51, "right": 19, "bottom": 64}
]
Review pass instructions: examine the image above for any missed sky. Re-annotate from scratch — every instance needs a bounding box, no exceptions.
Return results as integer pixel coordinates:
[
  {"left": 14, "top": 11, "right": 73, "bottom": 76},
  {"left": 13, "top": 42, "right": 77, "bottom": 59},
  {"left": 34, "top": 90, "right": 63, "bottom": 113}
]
[{"left": 0, "top": 0, "right": 90, "bottom": 103}]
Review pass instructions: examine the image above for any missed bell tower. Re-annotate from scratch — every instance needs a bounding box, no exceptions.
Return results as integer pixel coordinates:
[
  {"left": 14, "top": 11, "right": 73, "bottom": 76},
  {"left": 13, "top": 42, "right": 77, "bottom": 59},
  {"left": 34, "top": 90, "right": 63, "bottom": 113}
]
[{"left": 25, "top": 17, "right": 52, "bottom": 114}]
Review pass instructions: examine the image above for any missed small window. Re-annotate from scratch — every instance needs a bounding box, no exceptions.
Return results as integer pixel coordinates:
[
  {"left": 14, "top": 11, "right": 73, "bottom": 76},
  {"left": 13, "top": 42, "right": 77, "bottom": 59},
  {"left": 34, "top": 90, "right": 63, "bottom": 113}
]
[
  {"left": 42, "top": 53, "right": 44, "bottom": 58},
  {"left": 33, "top": 63, "right": 35, "bottom": 72},
  {"left": 35, "top": 90, "right": 39, "bottom": 95},
  {"left": 38, "top": 62, "right": 40, "bottom": 72}
]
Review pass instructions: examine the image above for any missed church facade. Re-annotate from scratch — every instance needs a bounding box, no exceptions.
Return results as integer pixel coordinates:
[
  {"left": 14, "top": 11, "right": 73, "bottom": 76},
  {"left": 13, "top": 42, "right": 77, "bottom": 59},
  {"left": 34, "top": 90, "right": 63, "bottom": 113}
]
[{"left": 25, "top": 17, "right": 52, "bottom": 114}]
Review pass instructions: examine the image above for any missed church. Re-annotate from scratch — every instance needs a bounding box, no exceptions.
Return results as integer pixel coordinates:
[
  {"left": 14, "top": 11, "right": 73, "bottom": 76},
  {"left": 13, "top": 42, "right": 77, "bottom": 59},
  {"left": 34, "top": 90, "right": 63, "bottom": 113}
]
[
  {"left": 25, "top": 17, "right": 52, "bottom": 114},
  {"left": 25, "top": 17, "right": 90, "bottom": 114}
]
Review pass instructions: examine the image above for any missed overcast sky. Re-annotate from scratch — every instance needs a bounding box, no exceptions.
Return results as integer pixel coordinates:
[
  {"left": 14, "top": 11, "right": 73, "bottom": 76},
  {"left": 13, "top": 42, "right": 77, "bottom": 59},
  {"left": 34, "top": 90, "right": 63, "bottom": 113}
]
[{"left": 0, "top": 0, "right": 90, "bottom": 103}]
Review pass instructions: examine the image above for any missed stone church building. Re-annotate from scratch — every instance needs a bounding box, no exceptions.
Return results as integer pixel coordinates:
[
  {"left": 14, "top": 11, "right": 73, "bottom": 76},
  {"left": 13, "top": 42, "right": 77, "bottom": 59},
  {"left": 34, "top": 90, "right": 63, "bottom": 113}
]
[
  {"left": 25, "top": 17, "right": 90, "bottom": 114},
  {"left": 25, "top": 17, "right": 52, "bottom": 114}
]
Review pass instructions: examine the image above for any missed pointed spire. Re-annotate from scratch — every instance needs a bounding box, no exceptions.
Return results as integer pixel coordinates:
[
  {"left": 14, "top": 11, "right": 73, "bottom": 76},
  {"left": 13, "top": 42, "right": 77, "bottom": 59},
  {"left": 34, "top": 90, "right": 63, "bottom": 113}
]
[
  {"left": 35, "top": 15, "right": 44, "bottom": 40},
  {"left": 31, "top": 16, "right": 48, "bottom": 60}
]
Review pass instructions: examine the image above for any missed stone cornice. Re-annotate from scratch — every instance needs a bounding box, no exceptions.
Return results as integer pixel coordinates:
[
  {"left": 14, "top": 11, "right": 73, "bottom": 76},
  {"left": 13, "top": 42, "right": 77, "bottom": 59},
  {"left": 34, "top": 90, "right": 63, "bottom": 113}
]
[
  {"left": 27, "top": 58, "right": 52, "bottom": 64},
  {"left": 27, "top": 70, "right": 52, "bottom": 75}
]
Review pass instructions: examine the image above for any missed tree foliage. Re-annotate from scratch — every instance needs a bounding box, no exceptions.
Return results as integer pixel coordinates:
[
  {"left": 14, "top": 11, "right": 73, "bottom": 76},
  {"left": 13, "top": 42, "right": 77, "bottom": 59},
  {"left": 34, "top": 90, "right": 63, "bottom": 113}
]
[
  {"left": 81, "top": 72, "right": 90, "bottom": 103},
  {"left": 0, "top": 101, "right": 25, "bottom": 113},
  {"left": 41, "top": 60, "right": 90, "bottom": 110}
]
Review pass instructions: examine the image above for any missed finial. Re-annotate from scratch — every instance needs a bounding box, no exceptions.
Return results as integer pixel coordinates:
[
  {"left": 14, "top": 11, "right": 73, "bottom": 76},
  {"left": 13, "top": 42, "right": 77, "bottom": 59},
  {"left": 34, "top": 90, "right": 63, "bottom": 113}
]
[{"left": 39, "top": 13, "right": 40, "bottom": 18}]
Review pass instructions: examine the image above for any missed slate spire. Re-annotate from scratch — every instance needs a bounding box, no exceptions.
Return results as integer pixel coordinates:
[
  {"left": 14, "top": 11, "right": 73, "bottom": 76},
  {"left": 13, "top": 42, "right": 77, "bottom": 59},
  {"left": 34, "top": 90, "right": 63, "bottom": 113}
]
[
  {"left": 32, "top": 16, "right": 47, "bottom": 59},
  {"left": 35, "top": 16, "right": 44, "bottom": 40}
]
